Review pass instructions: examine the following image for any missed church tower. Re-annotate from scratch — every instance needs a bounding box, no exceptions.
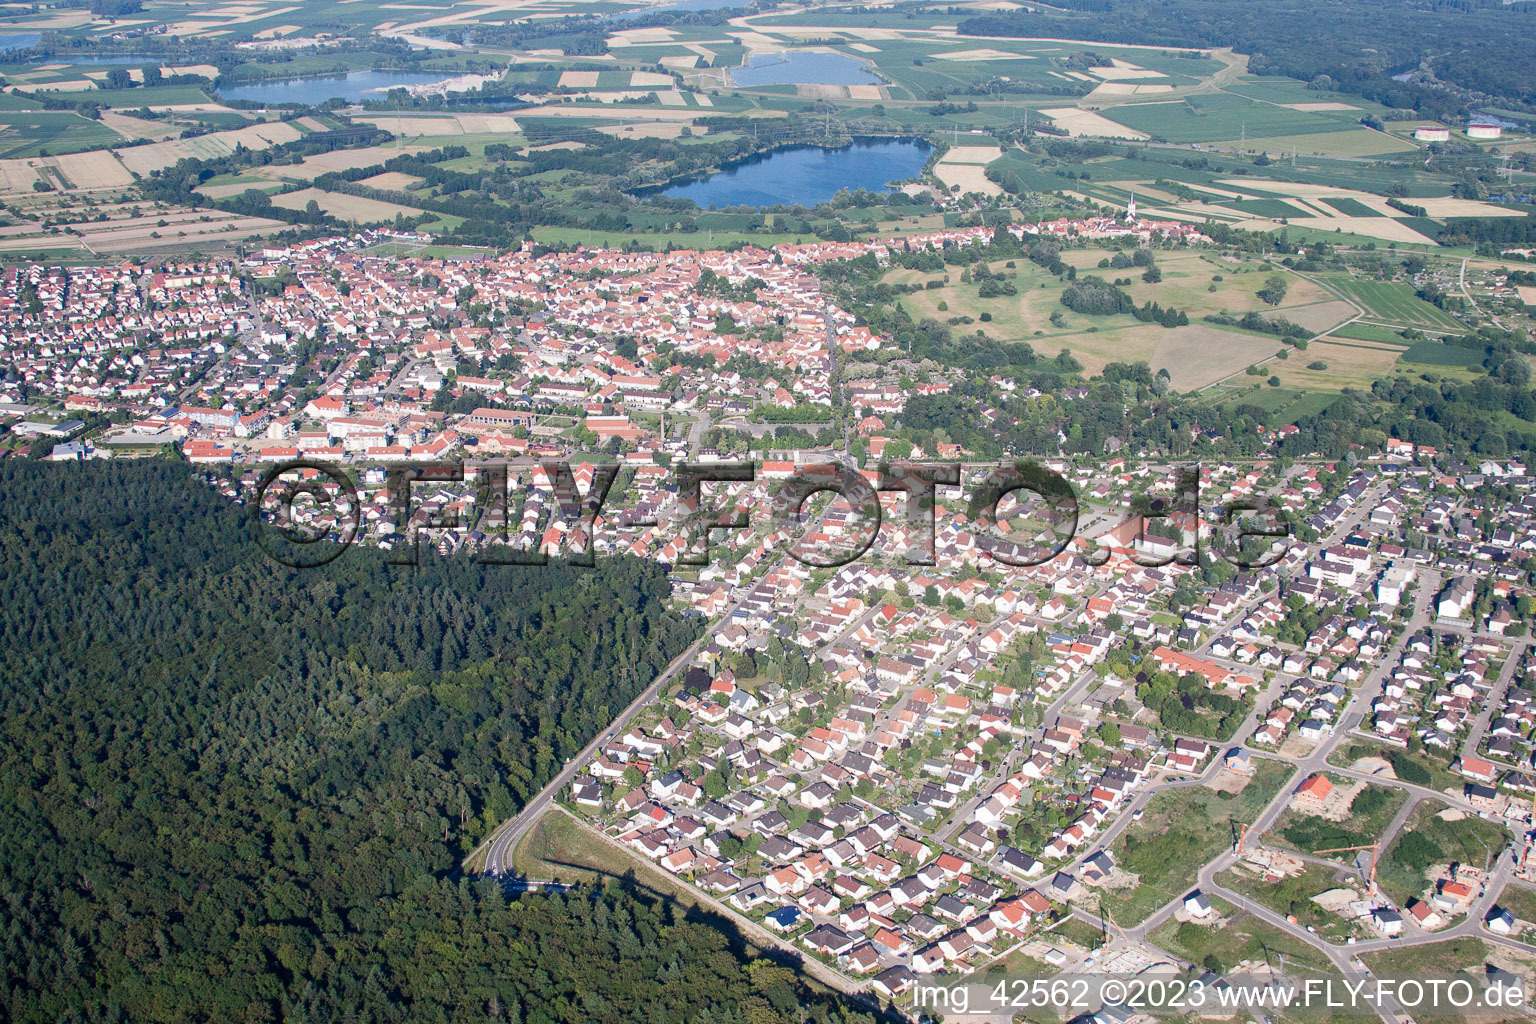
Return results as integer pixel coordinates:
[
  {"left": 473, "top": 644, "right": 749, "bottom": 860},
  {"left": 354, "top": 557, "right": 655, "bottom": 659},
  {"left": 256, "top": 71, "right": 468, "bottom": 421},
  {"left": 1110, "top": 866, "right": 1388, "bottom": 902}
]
[{"left": 1125, "top": 188, "right": 1138, "bottom": 223}]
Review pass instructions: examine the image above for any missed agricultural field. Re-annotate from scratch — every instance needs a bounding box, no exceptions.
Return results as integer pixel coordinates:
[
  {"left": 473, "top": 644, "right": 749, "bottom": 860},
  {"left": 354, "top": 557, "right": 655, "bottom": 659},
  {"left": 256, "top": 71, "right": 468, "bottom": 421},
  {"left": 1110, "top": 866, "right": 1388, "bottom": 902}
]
[
  {"left": 1099, "top": 94, "right": 1361, "bottom": 145},
  {"left": 1260, "top": 340, "right": 1407, "bottom": 391},
  {"left": 0, "top": 110, "right": 121, "bottom": 159},
  {"left": 1322, "top": 277, "right": 1469, "bottom": 331},
  {"left": 270, "top": 187, "right": 429, "bottom": 224}
]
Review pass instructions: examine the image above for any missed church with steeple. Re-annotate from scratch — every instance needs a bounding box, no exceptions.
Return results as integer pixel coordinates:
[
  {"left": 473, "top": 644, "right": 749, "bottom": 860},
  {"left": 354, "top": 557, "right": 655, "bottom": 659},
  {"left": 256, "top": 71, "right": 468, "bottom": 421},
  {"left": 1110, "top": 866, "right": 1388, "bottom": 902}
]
[{"left": 1124, "top": 189, "right": 1138, "bottom": 223}]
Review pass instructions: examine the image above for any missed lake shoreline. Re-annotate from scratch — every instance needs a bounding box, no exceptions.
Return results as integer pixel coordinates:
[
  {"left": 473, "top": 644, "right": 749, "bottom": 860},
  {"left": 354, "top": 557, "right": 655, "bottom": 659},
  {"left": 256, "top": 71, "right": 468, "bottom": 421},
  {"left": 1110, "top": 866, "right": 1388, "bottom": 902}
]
[{"left": 644, "top": 136, "right": 933, "bottom": 209}]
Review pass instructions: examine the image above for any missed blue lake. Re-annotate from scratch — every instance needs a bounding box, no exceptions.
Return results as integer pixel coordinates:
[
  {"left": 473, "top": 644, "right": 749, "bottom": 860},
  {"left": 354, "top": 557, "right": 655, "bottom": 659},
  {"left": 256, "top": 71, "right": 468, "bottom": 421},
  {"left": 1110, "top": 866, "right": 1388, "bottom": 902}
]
[
  {"left": 216, "top": 69, "right": 453, "bottom": 105},
  {"left": 0, "top": 33, "right": 40, "bottom": 52},
  {"left": 728, "top": 51, "right": 878, "bottom": 87},
  {"left": 663, "top": 138, "right": 931, "bottom": 208}
]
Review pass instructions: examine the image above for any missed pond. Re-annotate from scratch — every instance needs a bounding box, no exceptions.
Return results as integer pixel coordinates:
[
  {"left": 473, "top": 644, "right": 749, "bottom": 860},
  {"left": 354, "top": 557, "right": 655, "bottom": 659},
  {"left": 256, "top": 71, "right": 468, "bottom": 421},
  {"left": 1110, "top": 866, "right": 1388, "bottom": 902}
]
[
  {"left": 0, "top": 33, "right": 40, "bottom": 52},
  {"left": 216, "top": 69, "right": 455, "bottom": 105},
  {"left": 727, "top": 51, "right": 878, "bottom": 87},
  {"left": 662, "top": 138, "right": 931, "bottom": 209}
]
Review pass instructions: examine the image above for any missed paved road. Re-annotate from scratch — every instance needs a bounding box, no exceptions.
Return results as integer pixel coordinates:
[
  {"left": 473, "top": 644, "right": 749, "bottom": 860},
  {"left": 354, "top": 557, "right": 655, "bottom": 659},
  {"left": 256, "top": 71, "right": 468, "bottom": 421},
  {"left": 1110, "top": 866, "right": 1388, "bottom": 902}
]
[{"left": 475, "top": 582, "right": 747, "bottom": 874}]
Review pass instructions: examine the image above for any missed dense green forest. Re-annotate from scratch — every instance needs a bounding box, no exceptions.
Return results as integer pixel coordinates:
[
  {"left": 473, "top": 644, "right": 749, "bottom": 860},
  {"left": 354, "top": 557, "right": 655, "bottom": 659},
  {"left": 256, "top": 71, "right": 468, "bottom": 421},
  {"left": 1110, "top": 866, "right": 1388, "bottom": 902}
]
[{"left": 0, "top": 461, "right": 876, "bottom": 1024}]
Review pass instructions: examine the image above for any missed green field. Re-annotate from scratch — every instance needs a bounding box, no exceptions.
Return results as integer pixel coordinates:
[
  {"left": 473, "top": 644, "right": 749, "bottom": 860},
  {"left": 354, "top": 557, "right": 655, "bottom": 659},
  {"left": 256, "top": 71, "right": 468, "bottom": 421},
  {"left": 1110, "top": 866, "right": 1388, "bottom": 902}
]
[
  {"left": 1215, "top": 385, "right": 1342, "bottom": 425},
  {"left": 1402, "top": 341, "right": 1485, "bottom": 366},
  {"left": 1102, "top": 93, "right": 1357, "bottom": 145},
  {"left": 1319, "top": 197, "right": 1382, "bottom": 217},
  {"left": 0, "top": 110, "right": 121, "bottom": 158},
  {"left": 54, "top": 84, "right": 211, "bottom": 106},
  {"left": 1324, "top": 277, "right": 1467, "bottom": 330},
  {"left": 1329, "top": 322, "right": 1412, "bottom": 344}
]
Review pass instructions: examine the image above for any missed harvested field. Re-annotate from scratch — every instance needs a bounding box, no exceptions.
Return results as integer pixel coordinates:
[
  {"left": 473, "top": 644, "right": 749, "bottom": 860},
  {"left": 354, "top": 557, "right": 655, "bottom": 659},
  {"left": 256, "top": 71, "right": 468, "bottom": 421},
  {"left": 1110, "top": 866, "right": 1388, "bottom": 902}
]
[
  {"left": 557, "top": 70, "right": 599, "bottom": 88},
  {"left": 270, "top": 187, "right": 423, "bottom": 223},
  {"left": 1284, "top": 101, "right": 1360, "bottom": 111},
  {"left": 198, "top": 181, "right": 281, "bottom": 198},
  {"left": 1087, "top": 82, "right": 1173, "bottom": 98},
  {"left": 935, "top": 145, "right": 1002, "bottom": 196},
  {"left": 514, "top": 105, "right": 702, "bottom": 120},
  {"left": 49, "top": 150, "right": 133, "bottom": 190},
  {"left": 251, "top": 144, "right": 420, "bottom": 180},
  {"left": 595, "top": 121, "right": 690, "bottom": 138},
  {"left": 1276, "top": 299, "right": 1355, "bottom": 333},
  {"left": 932, "top": 48, "right": 1024, "bottom": 60},
  {"left": 1150, "top": 324, "right": 1279, "bottom": 390},
  {"left": 630, "top": 71, "right": 673, "bottom": 87},
  {"left": 98, "top": 111, "right": 181, "bottom": 142},
  {"left": 1414, "top": 197, "right": 1527, "bottom": 218},
  {"left": 1040, "top": 107, "right": 1148, "bottom": 140},
  {"left": 1087, "top": 65, "right": 1166, "bottom": 80},
  {"left": 357, "top": 171, "right": 423, "bottom": 190}
]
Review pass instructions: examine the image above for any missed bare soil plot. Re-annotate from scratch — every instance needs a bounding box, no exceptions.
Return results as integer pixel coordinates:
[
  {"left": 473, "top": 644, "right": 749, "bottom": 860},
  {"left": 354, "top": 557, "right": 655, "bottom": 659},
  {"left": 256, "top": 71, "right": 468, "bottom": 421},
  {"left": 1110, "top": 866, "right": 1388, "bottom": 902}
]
[
  {"left": 1151, "top": 324, "right": 1279, "bottom": 390},
  {"left": 1284, "top": 101, "right": 1359, "bottom": 112}
]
